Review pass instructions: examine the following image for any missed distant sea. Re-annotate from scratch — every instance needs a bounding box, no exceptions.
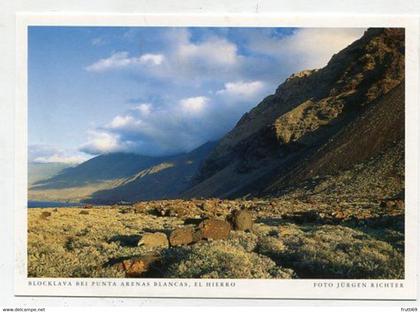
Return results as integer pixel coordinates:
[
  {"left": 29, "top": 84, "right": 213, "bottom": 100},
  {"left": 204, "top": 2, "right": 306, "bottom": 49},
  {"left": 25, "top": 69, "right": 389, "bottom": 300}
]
[{"left": 28, "top": 201, "right": 83, "bottom": 208}]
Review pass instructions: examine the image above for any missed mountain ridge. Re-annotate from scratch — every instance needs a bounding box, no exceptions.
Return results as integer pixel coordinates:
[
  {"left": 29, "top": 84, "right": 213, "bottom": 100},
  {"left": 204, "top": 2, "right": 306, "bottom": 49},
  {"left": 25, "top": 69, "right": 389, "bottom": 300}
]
[
  {"left": 184, "top": 27, "right": 404, "bottom": 199},
  {"left": 28, "top": 141, "right": 217, "bottom": 203}
]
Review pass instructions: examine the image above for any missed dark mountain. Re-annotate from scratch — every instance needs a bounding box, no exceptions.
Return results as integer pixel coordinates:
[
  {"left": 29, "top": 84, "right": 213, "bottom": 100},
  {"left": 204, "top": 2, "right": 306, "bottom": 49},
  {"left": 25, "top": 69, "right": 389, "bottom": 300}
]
[
  {"left": 31, "top": 153, "right": 171, "bottom": 189},
  {"left": 264, "top": 80, "right": 404, "bottom": 199},
  {"left": 28, "top": 142, "right": 217, "bottom": 203},
  {"left": 86, "top": 141, "right": 217, "bottom": 203},
  {"left": 183, "top": 28, "right": 404, "bottom": 199}
]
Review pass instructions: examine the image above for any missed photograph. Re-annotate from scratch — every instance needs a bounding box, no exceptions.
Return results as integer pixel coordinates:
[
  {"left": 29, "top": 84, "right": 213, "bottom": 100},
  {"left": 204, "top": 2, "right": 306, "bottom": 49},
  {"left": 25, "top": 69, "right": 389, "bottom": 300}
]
[{"left": 26, "top": 25, "right": 406, "bottom": 280}]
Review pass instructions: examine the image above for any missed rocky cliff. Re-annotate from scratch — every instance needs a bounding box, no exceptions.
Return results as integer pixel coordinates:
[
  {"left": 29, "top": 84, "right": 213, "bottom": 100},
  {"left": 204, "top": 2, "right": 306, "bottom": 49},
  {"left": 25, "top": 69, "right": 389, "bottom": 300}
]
[{"left": 185, "top": 28, "right": 405, "bottom": 199}]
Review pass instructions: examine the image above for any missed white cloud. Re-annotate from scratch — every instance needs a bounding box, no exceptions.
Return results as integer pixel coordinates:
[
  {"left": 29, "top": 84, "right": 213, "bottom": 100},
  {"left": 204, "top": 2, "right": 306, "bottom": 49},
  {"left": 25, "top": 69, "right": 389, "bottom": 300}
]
[
  {"left": 85, "top": 52, "right": 131, "bottom": 72},
  {"left": 247, "top": 28, "right": 366, "bottom": 69},
  {"left": 177, "top": 37, "right": 238, "bottom": 66},
  {"left": 80, "top": 130, "right": 123, "bottom": 154},
  {"left": 86, "top": 28, "right": 366, "bottom": 83},
  {"left": 80, "top": 28, "right": 368, "bottom": 156},
  {"left": 86, "top": 52, "right": 165, "bottom": 72},
  {"left": 149, "top": 28, "right": 365, "bottom": 86},
  {"left": 33, "top": 154, "right": 89, "bottom": 164},
  {"left": 109, "top": 115, "right": 140, "bottom": 129},
  {"left": 78, "top": 95, "right": 215, "bottom": 156},
  {"left": 29, "top": 144, "right": 91, "bottom": 164},
  {"left": 134, "top": 103, "right": 152, "bottom": 116},
  {"left": 160, "top": 36, "right": 241, "bottom": 84},
  {"left": 216, "top": 81, "right": 266, "bottom": 99},
  {"left": 138, "top": 54, "right": 164, "bottom": 65},
  {"left": 86, "top": 29, "right": 241, "bottom": 83},
  {"left": 180, "top": 96, "right": 209, "bottom": 114},
  {"left": 288, "top": 28, "right": 366, "bottom": 67},
  {"left": 79, "top": 91, "right": 260, "bottom": 156}
]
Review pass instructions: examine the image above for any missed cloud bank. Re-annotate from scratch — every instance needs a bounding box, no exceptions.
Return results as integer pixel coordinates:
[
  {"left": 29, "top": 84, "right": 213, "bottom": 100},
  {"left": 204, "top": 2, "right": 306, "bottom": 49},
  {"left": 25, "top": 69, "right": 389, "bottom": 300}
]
[
  {"left": 80, "top": 27, "right": 366, "bottom": 157},
  {"left": 29, "top": 144, "right": 91, "bottom": 164}
]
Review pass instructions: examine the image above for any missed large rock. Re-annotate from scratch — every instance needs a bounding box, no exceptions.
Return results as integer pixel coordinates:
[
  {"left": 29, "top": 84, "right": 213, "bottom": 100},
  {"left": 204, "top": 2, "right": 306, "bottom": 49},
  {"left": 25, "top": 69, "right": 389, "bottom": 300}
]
[
  {"left": 169, "top": 227, "right": 194, "bottom": 246},
  {"left": 119, "top": 255, "right": 160, "bottom": 278},
  {"left": 79, "top": 210, "right": 89, "bottom": 215},
  {"left": 40, "top": 211, "right": 52, "bottom": 219},
  {"left": 199, "top": 219, "right": 231, "bottom": 240},
  {"left": 230, "top": 209, "right": 253, "bottom": 231},
  {"left": 138, "top": 232, "right": 168, "bottom": 248}
]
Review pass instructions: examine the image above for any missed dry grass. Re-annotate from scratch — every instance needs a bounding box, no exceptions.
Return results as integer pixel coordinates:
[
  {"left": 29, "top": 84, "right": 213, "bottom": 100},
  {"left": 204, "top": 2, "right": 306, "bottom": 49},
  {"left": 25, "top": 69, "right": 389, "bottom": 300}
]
[
  {"left": 28, "top": 207, "right": 183, "bottom": 277},
  {"left": 159, "top": 240, "right": 295, "bottom": 279},
  {"left": 28, "top": 200, "right": 404, "bottom": 279},
  {"left": 256, "top": 223, "right": 404, "bottom": 279}
]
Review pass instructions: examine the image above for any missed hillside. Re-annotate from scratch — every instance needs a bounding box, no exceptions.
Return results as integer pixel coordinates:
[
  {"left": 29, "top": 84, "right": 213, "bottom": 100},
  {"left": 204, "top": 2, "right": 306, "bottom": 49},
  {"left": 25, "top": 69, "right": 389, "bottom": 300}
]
[
  {"left": 28, "top": 162, "right": 73, "bottom": 187},
  {"left": 31, "top": 153, "right": 170, "bottom": 189},
  {"left": 266, "top": 81, "right": 404, "bottom": 199},
  {"left": 184, "top": 28, "right": 404, "bottom": 200},
  {"left": 86, "top": 142, "right": 216, "bottom": 204},
  {"left": 28, "top": 142, "right": 216, "bottom": 203}
]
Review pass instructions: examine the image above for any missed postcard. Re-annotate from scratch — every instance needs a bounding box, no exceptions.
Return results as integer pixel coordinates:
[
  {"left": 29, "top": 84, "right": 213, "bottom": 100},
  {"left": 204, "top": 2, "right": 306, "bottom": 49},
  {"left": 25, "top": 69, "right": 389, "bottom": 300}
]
[{"left": 14, "top": 13, "right": 419, "bottom": 299}]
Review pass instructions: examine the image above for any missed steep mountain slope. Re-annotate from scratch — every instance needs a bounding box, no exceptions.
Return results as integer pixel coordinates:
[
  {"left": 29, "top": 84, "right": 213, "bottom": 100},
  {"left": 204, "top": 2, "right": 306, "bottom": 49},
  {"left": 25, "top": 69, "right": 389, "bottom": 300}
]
[
  {"left": 185, "top": 28, "right": 404, "bottom": 199},
  {"left": 29, "top": 142, "right": 216, "bottom": 203},
  {"left": 86, "top": 142, "right": 217, "bottom": 203},
  {"left": 28, "top": 162, "right": 73, "bottom": 187},
  {"left": 31, "top": 153, "right": 170, "bottom": 189},
  {"left": 266, "top": 81, "right": 404, "bottom": 199}
]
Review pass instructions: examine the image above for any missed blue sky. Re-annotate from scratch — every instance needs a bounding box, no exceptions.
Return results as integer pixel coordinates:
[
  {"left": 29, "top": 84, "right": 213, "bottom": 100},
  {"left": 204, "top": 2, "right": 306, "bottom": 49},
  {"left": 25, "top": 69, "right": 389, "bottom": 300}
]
[{"left": 28, "top": 26, "right": 365, "bottom": 164}]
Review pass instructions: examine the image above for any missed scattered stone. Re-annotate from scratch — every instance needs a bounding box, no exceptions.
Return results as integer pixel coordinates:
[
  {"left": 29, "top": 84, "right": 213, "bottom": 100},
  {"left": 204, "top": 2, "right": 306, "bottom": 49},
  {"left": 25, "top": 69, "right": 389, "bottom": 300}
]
[
  {"left": 199, "top": 219, "right": 231, "bottom": 240},
  {"left": 381, "top": 199, "right": 404, "bottom": 210},
  {"left": 79, "top": 210, "right": 89, "bottom": 215},
  {"left": 40, "top": 211, "right": 52, "bottom": 219},
  {"left": 394, "top": 199, "right": 404, "bottom": 209},
  {"left": 119, "top": 255, "right": 160, "bottom": 277},
  {"left": 169, "top": 227, "right": 194, "bottom": 246},
  {"left": 119, "top": 208, "right": 131, "bottom": 214},
  {"left": 138, "top": 232, "right": 168, "bottom": 248},
  {"left": 152, "top": 201, "right": 199, "bottom": 219},
  {"left": 230, "top": 209, "right": 253, "bottom": 231},
  {"left": 332, "top": 211, "right": 346, "bottom": 220}
]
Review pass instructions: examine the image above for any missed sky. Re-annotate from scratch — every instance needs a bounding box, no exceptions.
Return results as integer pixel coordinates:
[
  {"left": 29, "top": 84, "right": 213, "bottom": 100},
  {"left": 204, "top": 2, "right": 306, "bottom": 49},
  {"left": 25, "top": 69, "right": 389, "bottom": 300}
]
[{"left": 28, "top": 26, "right": 366, "bottom": 164}]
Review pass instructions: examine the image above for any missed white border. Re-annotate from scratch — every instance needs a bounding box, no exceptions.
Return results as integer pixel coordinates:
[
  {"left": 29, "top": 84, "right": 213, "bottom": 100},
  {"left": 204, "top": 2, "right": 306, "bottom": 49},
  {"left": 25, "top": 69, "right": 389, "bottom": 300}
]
[{"left": 15, "top": 13, "right": 419, "bottom": 299}]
